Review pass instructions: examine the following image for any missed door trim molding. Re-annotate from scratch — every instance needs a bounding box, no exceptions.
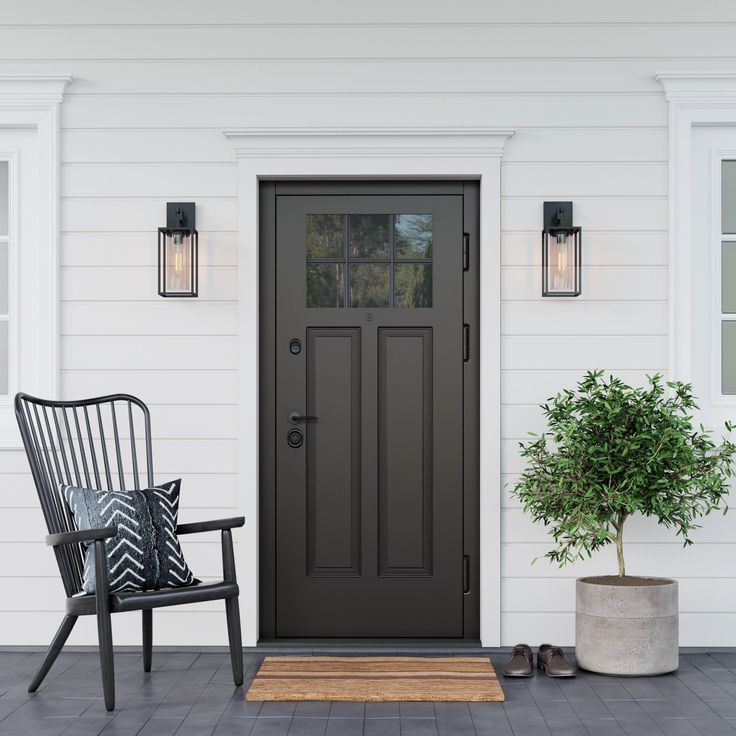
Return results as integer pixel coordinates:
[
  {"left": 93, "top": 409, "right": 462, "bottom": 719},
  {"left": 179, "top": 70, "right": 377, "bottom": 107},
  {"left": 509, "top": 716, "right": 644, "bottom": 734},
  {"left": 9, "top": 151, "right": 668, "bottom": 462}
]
[{"left": 225, "top": 126, "right": 514, "bottom": 647}]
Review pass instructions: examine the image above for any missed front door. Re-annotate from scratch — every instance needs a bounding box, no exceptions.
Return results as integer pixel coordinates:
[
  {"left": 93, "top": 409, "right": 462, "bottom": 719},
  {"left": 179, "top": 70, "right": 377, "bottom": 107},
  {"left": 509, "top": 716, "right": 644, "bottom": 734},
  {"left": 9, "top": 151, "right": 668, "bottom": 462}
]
[{"left": 262, "top": 182, "right": 478, "bottom": 638}]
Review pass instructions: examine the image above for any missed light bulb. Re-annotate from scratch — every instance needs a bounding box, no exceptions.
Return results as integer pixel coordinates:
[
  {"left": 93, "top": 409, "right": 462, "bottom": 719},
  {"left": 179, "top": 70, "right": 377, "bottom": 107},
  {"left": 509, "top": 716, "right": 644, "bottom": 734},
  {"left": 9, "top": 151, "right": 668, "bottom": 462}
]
[{"left": 173, "top": 232, "right": 184, "bottom": 273}]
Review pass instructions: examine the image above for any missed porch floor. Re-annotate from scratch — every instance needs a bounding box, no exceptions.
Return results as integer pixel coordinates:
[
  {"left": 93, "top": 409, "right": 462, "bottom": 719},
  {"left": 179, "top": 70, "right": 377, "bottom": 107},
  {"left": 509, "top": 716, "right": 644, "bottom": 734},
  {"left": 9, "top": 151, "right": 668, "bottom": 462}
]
[{"left": 1, "top": 650, "right": 736, "bottom": 735}]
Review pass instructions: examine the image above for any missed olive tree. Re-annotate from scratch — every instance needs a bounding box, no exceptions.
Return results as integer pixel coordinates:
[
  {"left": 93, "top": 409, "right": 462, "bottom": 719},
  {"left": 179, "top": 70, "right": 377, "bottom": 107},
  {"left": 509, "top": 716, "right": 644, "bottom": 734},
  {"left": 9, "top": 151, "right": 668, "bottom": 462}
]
[{"left": 512, "top": 371, "right": 736, "bottom": 577}]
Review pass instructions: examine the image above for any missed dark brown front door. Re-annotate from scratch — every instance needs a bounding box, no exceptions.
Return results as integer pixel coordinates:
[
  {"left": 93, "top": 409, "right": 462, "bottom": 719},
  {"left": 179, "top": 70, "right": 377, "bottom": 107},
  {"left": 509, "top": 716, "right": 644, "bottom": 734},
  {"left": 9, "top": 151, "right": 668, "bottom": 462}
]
[{"left": 261, "top": 182, "right": 479, "bottom": 639}]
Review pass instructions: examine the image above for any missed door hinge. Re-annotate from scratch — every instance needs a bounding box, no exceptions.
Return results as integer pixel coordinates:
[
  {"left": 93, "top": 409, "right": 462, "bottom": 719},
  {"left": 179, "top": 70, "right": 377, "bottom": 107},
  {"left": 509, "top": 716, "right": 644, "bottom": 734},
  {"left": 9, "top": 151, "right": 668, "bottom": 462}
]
[
  {"left": 462, "top": 324, "right": 470, "bottom": 362},
  {"left": 462, "top": 233, "right": 470, "bottom": 271},
  {"left": 462, "top": 555, "right": 470, "bottom": 594}
]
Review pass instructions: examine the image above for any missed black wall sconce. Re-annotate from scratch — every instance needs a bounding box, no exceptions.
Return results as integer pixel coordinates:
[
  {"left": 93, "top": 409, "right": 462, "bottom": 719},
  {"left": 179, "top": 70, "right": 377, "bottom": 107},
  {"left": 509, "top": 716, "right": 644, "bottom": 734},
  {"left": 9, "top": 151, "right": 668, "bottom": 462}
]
[
  {"left": 158, "top": 202, "right": 198, "bottom": 297},
  {"left": 542, "top": 201, "right": 581, "bottom": 297}
]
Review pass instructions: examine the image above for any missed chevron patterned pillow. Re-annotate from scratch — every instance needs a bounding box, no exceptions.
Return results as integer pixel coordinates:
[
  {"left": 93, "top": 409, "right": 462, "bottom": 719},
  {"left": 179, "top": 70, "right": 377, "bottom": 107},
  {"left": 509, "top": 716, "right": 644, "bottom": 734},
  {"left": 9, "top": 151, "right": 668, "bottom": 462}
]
[{"left": 61, "top": 479, "right": 197, "bottom": 594}]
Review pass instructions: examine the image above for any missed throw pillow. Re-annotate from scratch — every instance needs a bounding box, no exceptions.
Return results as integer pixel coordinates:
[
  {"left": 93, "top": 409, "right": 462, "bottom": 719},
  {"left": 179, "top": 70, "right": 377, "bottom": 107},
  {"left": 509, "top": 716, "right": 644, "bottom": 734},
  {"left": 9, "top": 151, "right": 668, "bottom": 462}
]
[{"left": 61, "top": 479, "right": 197, "bottom": 594}]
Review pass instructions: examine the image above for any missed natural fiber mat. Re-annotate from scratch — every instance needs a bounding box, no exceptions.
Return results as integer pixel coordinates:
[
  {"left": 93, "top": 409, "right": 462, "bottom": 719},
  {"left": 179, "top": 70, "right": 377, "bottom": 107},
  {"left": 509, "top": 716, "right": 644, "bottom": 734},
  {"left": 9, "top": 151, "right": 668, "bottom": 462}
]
[{"left": 246, "top": 656, "right": 505, "bottom": 702}]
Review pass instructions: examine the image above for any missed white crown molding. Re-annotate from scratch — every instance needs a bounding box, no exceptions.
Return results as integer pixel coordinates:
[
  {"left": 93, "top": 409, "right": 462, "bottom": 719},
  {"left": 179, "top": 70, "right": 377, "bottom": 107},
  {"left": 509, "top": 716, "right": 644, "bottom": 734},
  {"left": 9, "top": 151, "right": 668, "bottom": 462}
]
[
  {"left": 224, "top": 126, "right": 515, "bottom": 159},
  {"left": 0, "top": 75, "right": 73, "bottom": 105},
  {"left": 656, "top": 73, "right": 736, "bottom": 103}
]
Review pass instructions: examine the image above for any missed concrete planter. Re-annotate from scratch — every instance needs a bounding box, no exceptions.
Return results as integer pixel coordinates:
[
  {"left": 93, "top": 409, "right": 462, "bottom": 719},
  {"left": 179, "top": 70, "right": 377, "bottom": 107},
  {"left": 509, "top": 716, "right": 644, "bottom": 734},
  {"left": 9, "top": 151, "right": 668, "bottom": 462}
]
[{"left": 575, "top": 576, "right": 678, "bottom": 676}]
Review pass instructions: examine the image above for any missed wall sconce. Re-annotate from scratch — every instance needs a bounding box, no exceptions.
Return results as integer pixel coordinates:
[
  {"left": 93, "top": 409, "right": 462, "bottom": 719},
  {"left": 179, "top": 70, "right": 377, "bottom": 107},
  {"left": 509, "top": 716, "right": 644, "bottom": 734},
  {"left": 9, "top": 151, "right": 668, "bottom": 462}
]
[
  {"left": 542, "top": 201, "right": 581, "bottom": 297},
  {"left": 158, "top": 202, "right": 198, "bottom": 297}
]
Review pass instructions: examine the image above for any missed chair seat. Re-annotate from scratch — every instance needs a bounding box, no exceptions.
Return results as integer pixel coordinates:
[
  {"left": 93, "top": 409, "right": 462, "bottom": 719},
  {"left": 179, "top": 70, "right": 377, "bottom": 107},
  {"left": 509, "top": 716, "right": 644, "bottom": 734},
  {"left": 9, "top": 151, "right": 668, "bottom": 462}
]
[{"left": 66, "top": 580, "right": 239, "bottom": 615}]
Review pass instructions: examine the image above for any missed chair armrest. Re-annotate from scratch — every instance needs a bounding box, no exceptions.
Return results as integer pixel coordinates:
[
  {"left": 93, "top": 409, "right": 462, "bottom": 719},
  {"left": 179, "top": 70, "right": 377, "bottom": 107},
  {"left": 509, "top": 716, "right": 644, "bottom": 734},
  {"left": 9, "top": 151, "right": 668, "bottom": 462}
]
[
  {"left": 46, "top": 526, "right": 118, "bottom": 547},
  {"left": 176, "top": 517, "right": 245, "bottom": 536}
]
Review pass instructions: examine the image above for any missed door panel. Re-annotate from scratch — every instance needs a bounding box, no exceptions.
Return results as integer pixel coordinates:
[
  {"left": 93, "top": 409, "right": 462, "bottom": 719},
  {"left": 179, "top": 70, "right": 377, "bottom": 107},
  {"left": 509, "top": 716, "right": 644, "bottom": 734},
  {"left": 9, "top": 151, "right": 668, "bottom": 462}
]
[
  {"left": 270, "top": 189, "right": 471, "bottom": 638},
  {"left": 306, "top": 327, "right": 361, "bottom": 576},
  {"left": 378, "top": 327, "right": 432, "bottom": 577}
]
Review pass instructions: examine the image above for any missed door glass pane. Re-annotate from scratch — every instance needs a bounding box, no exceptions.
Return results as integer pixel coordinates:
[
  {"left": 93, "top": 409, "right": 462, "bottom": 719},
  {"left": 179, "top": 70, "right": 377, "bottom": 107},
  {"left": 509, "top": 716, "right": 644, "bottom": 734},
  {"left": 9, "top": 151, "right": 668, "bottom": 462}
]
[
  {"left": 724, "top": 161, "right": 736, "bottom": 234},
  {"left": 394, "top": 214, "right": 432, "bottom": 259},
  {"left": 349, "top": 214, "right": 389, "bottom": 258},
  {"left": 307, "top": 263, "right": 345, "bottom": 308},
  {"left": 0, "top": 162, "right": 7, "bottom": 237},
  {"left": 394, "top": 264, "right": 432, "bottom": 308},
  {"left": 307, "top": 214, "right": 344, "bottom": 258},
  {"left": 349, "top": 263, "right": 389, "bottom": 307},
  {"left": 0, "top": 320, "right": 8, "bottom": 395}
]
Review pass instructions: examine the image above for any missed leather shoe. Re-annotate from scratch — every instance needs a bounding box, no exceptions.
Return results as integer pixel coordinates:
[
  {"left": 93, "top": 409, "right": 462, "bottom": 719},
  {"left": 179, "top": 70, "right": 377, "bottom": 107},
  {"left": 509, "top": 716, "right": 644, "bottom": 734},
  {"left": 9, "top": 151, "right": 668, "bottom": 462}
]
[
  {"left": 537, "top": 644, "right": 576, "bottom": 677},
  {"left": 503, "top": 643, "right": 533, "bottom": 677}
]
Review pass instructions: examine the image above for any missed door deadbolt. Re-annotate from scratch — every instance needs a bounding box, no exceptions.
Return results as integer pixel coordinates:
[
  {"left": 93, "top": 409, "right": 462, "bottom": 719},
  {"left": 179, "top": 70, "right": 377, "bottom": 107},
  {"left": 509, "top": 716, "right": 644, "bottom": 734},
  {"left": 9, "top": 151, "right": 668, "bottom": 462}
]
[{"left": 287, "top": 428, "right": 304, "bottom": 448}]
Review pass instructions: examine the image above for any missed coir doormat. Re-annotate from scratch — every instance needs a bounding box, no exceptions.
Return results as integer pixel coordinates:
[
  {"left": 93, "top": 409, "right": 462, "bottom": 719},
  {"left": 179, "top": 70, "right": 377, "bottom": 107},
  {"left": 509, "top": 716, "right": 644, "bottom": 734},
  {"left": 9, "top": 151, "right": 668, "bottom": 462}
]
[{"left": 246, "top": 656, "right": 505, "bottom": 702}]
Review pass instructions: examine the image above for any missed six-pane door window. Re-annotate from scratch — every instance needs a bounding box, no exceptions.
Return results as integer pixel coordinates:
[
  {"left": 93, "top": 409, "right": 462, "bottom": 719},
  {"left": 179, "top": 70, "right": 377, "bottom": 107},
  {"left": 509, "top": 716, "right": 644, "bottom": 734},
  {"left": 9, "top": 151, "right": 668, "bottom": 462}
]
[{"left": 306, "top": 213, "right": 433, "bottom": 308}]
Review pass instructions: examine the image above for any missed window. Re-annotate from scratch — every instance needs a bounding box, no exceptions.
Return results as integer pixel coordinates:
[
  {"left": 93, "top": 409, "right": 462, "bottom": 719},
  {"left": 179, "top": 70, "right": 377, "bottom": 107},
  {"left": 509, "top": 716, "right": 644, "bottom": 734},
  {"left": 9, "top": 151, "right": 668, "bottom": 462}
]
[
  {"left": 0, "top": 76, "right": 69, "bottom": 447},
  {"left": 721, "top": 161, "right": 736, "bottom": 394},
  {"left": 0, "top": 161, "right": 9, "bottom": 395},
  {"left": 306, "top": 213, "right": 433, "bottom": 308}
]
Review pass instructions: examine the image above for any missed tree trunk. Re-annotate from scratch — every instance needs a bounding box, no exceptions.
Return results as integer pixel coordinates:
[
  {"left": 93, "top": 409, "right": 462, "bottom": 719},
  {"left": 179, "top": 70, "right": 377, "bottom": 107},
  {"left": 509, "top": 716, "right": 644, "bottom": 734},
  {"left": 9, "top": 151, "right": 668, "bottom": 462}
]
[{"left": 615, "top": 514, "right": 627, "bottom": 577}]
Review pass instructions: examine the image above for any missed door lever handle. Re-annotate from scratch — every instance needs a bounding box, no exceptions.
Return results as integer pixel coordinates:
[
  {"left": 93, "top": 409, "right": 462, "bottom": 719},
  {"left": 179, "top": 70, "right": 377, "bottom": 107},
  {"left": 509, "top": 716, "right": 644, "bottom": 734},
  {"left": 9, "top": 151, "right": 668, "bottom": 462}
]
[{"left": 288, "top": 411, "right": 318, "bottom": 424}]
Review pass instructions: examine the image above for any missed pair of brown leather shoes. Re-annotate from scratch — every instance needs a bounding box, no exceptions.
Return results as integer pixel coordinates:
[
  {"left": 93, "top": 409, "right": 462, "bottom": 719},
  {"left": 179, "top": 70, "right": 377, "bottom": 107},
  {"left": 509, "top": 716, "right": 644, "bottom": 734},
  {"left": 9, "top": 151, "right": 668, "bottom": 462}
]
[{"left": 503, "top": 643, "right": 576, "bottom": 678}]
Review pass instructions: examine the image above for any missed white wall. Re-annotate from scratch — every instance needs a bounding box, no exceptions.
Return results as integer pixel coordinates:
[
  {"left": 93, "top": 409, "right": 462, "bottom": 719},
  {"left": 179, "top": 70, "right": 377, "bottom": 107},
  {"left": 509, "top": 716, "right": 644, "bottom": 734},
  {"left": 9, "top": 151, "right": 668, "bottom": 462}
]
[{"left": 0, "top": 0, "right": 734, "bottom": 647}]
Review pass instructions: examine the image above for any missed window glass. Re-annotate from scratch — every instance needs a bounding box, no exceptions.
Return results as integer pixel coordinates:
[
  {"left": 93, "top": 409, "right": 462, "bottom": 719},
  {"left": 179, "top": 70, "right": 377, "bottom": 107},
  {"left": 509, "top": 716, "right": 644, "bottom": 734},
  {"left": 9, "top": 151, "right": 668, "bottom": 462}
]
[
  {"left": 0, "top": 162, "right": 7, "bottom": 237},
  {"left": 723, "top": 161, "right": 736, "bottom": 234},
  {"left": 306, "top": 213, "right": 433, "bottom": 308}
]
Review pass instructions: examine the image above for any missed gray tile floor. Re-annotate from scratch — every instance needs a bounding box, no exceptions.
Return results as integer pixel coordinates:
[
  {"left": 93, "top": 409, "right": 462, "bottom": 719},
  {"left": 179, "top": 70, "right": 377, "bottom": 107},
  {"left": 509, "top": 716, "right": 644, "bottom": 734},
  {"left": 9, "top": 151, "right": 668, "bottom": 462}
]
[{"left": 1, "top": 650, "right": 736, "bottom": 735}]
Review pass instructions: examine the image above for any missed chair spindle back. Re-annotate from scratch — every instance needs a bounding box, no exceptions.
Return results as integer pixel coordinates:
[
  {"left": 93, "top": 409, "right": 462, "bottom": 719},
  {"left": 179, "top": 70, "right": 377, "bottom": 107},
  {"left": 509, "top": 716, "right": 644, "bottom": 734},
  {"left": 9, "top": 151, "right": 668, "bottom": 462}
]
[{"left": 14, "top": 393, "right": 154, "bottom": 597}]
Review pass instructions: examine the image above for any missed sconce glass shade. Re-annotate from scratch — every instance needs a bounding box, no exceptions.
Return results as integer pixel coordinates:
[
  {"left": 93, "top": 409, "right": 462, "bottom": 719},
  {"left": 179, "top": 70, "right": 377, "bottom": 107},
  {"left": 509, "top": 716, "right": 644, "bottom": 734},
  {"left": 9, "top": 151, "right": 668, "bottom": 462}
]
[
  {"left": 158, "top": 202, "right": 198, "bottom": 297},
  {"left": 158, "top": 230, "right": 198, "bottom": 297},
  {"left": 542, "top": 227, "right": 581, "bottom": 297}
]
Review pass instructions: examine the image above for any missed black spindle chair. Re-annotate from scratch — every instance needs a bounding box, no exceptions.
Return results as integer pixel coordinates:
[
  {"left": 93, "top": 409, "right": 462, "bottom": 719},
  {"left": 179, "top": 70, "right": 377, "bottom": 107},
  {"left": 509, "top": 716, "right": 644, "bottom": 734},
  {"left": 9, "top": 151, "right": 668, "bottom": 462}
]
[{"left": 14, "top": 393, "right": 244, "bottom": 711}]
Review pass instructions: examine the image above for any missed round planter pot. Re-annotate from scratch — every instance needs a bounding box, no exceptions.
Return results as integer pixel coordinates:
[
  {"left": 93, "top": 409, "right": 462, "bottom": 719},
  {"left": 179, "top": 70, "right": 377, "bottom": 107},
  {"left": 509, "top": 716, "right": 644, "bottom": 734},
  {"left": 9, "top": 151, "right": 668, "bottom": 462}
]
[{"left": 575, "top": 576, "right": 678, "bottom": 676}]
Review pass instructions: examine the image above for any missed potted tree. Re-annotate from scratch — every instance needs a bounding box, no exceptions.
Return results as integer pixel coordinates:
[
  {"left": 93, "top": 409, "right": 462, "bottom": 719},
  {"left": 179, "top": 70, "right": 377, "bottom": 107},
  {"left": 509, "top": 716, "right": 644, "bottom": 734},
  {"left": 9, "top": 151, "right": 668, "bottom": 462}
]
[{"left": 513, "top": 371, "right": 736, "bottom": 676}]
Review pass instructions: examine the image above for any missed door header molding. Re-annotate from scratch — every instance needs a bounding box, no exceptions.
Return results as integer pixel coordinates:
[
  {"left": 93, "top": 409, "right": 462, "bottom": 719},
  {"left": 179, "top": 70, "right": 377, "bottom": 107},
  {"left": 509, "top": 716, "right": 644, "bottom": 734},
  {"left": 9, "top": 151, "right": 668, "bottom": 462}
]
[
  {"left": 225, "top": 123, "right": 514, "bottom": 648},
  {"left": 224, "top": 126, "right": 514, "bottom": 160}
]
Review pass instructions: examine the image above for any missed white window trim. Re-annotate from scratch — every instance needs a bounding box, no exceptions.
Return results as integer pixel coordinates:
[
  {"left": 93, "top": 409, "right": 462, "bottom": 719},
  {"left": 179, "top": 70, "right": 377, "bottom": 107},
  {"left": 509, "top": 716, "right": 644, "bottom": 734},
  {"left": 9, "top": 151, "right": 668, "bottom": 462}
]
[
  {"left": 224, "top": 126, "right": 514, "bottom": 647},
  {"left": 0, "top": 75, "right": 71, "bottom": 449}
]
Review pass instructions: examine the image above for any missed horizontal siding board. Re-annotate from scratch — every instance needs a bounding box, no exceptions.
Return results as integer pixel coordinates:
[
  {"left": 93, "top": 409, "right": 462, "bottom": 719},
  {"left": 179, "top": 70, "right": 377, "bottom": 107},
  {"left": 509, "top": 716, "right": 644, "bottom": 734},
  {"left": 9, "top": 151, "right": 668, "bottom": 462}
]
[
  {"left": 61, "top": 336, "right": 237, "bottom": 371},
  {"left": 60, "top": 94, "right": 667, "bottom": 130},
  {"left": 502, "top": 543, "right": 736, "bottom": 579},
  {"left": 501, "top": 612, "right": 736, "bottom": 648},
  {"left": 501, "top": 231, "right": 668, "bottom": 267},
  {"left": 501, "top": 368, "right": 666, "bottom": 405},
  {"left": 0, "top": 540, "right": 230, "bottom": 579},
  {"left": 61, "top": 267, "right": 237, "bottom": 301},
  {"left": 61, "top": 370, "right": 238, "bottom": 405},
  {"left": 502, "top": 578, "right": 736, "bottom": 614},
  {"left": 61, "top": 197, "right": 236, "bottom": 232},
  {"left": 502, "top": 507, "right": 736, "bottom": 545},
  {"left": 61, "top": 302, "right": 237, "bottom": 336},
  {"left": 5, "top": 26, "right": 736, "bottom": 61},
  {"left": 502, "top": 265, "right": 668, "bottom": 301},
  {"left": 501, "top": 335, "right": 668, "bottom": 370},
  {"left": 502, "top": 196, "right": 667, "bottom": 232},
  {"left": 61, "top": 232, "right": 238, "bottom": 268},
  {"left": 0, "top": 611, "right": 234, "bottom": 647},
  {"left": 1, "top": 472, "right": 239, "bottom": 509},
  {"left": 61, "top": 126, "right": 668, "bottom": 165},
  {"left": 3, "top": 1, "right": 736, "bottom": 25},
  {"left": 502, "top": 162, "right": 667, "bottom": 197},
  {"left": 0, "top": 507, "right": 238, "bottom": 543},
  {"left": 61, "top": 162, "right": 237, "bottom": 198},
  {"left": 0, "top": 60, "right": 707, "bottom": 96},
  {"left": 502, "top": 301, "right": 668, "bottom": 335}
]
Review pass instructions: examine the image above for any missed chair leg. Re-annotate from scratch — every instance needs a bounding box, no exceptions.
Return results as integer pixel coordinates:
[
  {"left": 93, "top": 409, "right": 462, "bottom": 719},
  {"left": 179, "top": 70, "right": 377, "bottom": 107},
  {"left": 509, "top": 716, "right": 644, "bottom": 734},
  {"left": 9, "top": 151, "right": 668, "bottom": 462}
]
[
  {"left": 142, "top": 609, "right": 152, "bottom": 673},
  {"left": 225, "top": 596, "right": 243, "bottom": 686},
  {"left": 28, "top": 614, "right": 78, "bottom": 692},
  {"left": 95, "top": 539, "right": 115, "bottom": 711}
]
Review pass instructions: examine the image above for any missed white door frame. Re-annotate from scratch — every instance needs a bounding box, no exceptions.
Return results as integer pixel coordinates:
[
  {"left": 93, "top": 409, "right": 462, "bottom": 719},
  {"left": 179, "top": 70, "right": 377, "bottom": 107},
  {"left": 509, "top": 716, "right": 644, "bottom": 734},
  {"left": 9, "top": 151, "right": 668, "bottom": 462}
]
[{"left": 224, "top": 127, "right": 514, "bottom": 647}]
